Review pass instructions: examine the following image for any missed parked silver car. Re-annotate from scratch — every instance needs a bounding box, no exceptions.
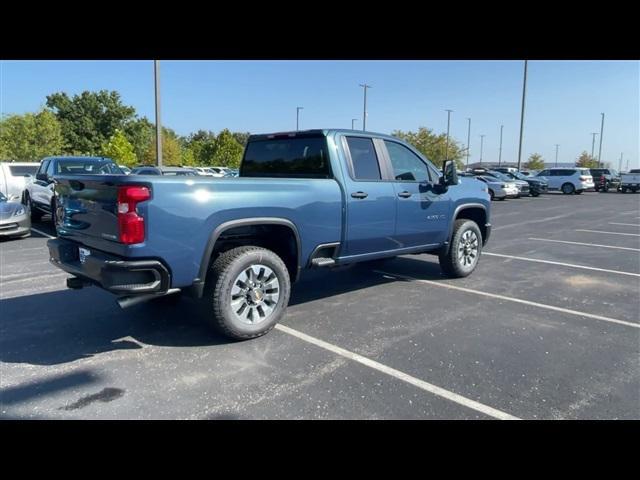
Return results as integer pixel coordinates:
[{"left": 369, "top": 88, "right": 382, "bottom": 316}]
[
  {"left": 0, "top": 191, "right": 31, "bottom": 239},
  {"left": 474, "top": 175, "right": 519, "bottom": 200}
]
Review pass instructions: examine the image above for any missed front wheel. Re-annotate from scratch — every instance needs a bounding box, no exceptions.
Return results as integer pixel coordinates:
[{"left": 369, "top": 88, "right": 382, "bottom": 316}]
[
  {"left": 26, "top": 195, "right": 43, "bottom": 222},
  {"left": 201, "top": 246, "right": 291, "bottom": 340},
  {"left": 439, "top": 219, "right": 482, "bottom": 278}
]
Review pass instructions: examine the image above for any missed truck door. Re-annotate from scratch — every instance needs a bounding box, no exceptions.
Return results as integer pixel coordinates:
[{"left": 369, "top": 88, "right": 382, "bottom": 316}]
[
  {"left": 381, "top": 139, "right": 451, "bottom": 247},
  {"left": 341, "top": 135, "right": 397, "bottom": 256}
]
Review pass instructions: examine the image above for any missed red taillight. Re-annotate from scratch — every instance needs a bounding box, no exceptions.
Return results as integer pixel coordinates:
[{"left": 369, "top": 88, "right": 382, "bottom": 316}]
[{"left": 117, "top": 186, "right": 150, "bottom": 244}]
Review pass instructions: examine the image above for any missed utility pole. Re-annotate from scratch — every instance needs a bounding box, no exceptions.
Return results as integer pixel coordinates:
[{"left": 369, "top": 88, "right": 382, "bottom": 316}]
[
  {"left": 154, "top": 60, "right": 162, "bottom": 167},
  {"left": 445, "top": 109, "right": 453, "bottom": 160},
  {"left": 618, "top": 152, "right": 623, "bottom": 172},
  {"left": 591, "top": 132, "right": 599, "bottom": 158},
  {"left": 359, "top": 84, "right": 371, "bottom": 131},
  {"left": 498, "top": 124, "right": 504, "bottom": 166},
  {"left": 555, "top": 144, "right": 560, "bottom": 167},
  {"left": 479, "top": 134, "right": 485, "bottom": 165},
  {"left": 516, "top": 60, "right": 528, "bottom": 171},
  {"left": 597, "top": 112, "right": 605, "bottom": 167},
  {"left": 626, "top": 159, "right": 629, "bottom": 171},
  {"left": 352, "top": 118, "right": 358, "bottom": 130},
  {"left": 466, "top": 118, "right": 471, "bottom": 169},
  {"left": 296, "top": 107, "right": 304, "bottom": 131}
]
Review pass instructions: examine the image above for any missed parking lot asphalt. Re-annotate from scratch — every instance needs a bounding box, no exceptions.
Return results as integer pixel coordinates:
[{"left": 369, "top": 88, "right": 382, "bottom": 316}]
[{"left": 1, "top": 191, "right": 639, "bottom": 419}]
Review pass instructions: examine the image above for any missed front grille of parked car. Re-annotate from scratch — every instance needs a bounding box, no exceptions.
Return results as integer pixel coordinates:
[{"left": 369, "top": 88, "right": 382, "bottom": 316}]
[{"left": 0, "top": 223, "right": 18, "bottom": 231}]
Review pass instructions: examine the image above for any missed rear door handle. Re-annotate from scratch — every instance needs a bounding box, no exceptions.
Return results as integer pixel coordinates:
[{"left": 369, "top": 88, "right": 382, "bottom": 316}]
[
  {"left": 351, "top": 191, "right": 368, "bottom": 199},
  {"left": 397, "top": 191, "right": 412, "bottom": 198}
]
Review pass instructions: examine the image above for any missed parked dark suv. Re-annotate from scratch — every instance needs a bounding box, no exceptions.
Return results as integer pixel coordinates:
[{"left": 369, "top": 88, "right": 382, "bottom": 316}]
[{"left": 589, "top": 168, "right": 621, "bottom": 192}]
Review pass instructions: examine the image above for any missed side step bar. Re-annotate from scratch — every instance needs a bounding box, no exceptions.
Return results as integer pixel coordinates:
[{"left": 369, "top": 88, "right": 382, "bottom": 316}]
[
  {"left": 117, "top": 288, "right": 182, "bottom": 309},
  {"left": 310, "top": 257, "right": 336, "bottom": 268}
]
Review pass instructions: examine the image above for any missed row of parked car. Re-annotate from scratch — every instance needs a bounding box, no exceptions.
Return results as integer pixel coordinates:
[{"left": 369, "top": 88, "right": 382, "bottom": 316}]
[
  {"left": 1, "top": 156, "right": 639, "bottom": 240},
  {"left": 460, "top": 166, "right": 640, "bottom": 200},
  {"left": 0, "top": 157, "right": 240, "bottom": 239}
]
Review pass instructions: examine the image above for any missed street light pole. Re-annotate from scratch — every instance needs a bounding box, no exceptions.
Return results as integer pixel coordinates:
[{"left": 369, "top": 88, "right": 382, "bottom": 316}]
[
  {"left": 154, "top": 60, "right": 162, "bottom": 167},
  {"left": 619, "top": 152, "right": 623, "bottom": 172},
  {"left": 597, "top": 112, "right": 605, "bottom": 167},
  {"left": 359, "top": 84, "right": 371, "bottom": 131},
  {"left": 296, "top": 107, "right": 304, "bottom": 131},
  {"left": 352, "top": 118, "right": 358, "bottom": 130},
  {"left": 555, "top": 144, "right": 560, "bottom": 167},
  {"left": 498, "top": 124, "right": 504, "bottom": 166},
  {"left": 516, "top": 60, "right": 528, "bottom": 171},
  {"left": 479, "top": 134, "right": 485, "bottom": 165},
  {"left": 445, "top": 109, "right": 453, "bottom": 160},
  {"left": 466, "top": 118, "right": 471, "bottom": 169},
  {"left": 591, "top": 132, "right": 598, "bottom": 158}
]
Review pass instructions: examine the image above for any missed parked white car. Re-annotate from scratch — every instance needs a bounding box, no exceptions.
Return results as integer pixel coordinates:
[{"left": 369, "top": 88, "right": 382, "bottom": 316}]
[
  {"left": 0, "top": 161, "right": 40, "bottom": 200},
  {"left": 535, "top": 167, "right": 594, "bottom": 194},
  {"left": 620, "top": 169, "right": 640, "bottom": 193},
  {"left": 193, "top": 167, "right": 215, "bottom": 176}
]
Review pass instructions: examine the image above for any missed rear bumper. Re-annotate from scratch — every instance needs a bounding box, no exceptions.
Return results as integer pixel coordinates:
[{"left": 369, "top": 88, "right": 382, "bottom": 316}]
[{"left": 47, "top": 237, "right": 171, "bottom": 294}]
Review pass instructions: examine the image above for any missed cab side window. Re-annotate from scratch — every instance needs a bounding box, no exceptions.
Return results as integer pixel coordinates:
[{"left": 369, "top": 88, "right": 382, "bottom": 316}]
[
  {"left": 346, "top": 137, "right": 381, "bottom": 180},
  {"left": 38, "top": 160, "right": 50, "bottom": 176},
  {"left": 46, "top": 160, "right": 56, "bottom": 176},
  {"left": 384, "top": 141, "right": 431, "bottom": 182}
]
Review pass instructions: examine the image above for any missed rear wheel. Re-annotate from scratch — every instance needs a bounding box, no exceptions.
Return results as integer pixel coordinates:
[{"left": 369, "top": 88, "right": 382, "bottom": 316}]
[
  {"left": 26, "top": 195, "right": 43, "bottom": 222},
  {"left": 200, "top": 246, "right": 291, "bottom": 340},
  {"left": 439, "top": 219, "right": 482, "bottom": 278},
  {"left": 561, "top": 183, "right": 575, "bottom": 195}
]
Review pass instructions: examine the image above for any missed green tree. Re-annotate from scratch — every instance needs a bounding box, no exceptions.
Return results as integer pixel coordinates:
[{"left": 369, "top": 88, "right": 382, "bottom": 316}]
[
  {"left": 392, "top": 127, "right": 465, "bottom": 171},
  {"left": 0, "top": 110, "right": 65, "bottom": 161},
  {"left": 142, "top": 128, "right": 182, "bottom": 166},
  {"left": 124, "top": 117, "right": 155, "bottom": 164},
  {"left": 525, "top": 153, "right": 545, "bottom": 170},
  {"left": 101, "top": 129, "right": 137, "bottom": 167},
  {"left": 232, "top": 131, "right": 251, "bottom": 148},
  {"left": 211, "top": 129, "right": 244, "bottom": 168},
  {"left": 575, "top": 151, "right": 599, "bottom": 168},
  {"left": 46, "top": 90, "right": 136, "bottom": 155},
  {"left": 181, "top": 147, "right": 197, "bottom": 166},
  {"left": 185, "top": 130, "right": 217, "bottom": 165}
]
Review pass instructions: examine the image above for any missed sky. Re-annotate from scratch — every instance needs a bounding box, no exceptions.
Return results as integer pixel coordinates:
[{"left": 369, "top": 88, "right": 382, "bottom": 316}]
[{"left": 1, "top": 60, "right": 638, "bottom": 169}]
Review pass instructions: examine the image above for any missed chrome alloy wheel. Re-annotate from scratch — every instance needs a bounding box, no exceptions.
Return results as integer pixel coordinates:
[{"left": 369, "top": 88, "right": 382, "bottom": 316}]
[
  {"left": 457, "top": 229, "right": 479, "bottom": 268},
  {"left": 230, "top": 264, "right": 280, "bottom": 325}
]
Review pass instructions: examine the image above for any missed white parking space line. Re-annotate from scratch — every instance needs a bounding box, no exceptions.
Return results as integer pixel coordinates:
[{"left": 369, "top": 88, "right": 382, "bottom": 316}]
[
  {"left": 483, "top": 252, "right": 640, "bottom": 278},
  {"left": 374, "top": 270, "right": 640, "bottom": 330},
  {"left": 492, "top": 213, "right": 575, "bottom": 231},
  {"left": 529, "top": 238, "right": 640, "bottom": 252},
  {"left": 275, "top": 324, "right": 520, "bottom": 420},
  {"left": 575, "top": 229, "right": 640, "bottom": 237},
  {"left": 30, "top": 227, "right": 56, "bottom": 239},
  {"left": 608, "top": 222, "right": 640, "bottom": 227}
]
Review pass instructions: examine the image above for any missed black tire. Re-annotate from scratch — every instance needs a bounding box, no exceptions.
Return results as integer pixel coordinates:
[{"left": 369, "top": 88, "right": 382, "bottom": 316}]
[
  {"left": 498, "top": 197, "right": 506, "bottom": 201},
  {"left": 575, "top": 190, "right": 583, "bottom": 195},
  {"left": 531, "top": 191, "right": 540, "bottom": 197},
  {"left": 200, "top": 246, "right": 291, "bottom": 340},
  {"left": 602, "top": 184, "right": 609, "bottom": 192},
  {"left": 26, "top": 195, "right": 43, "bottom": 222},
  {"left": 621, "top": 187, "right": 627, "bottom": 193},
  {"left": 561, "top": 183, "right": 575, "bottom": 195},
  {"left": 439, "top": 219, "right": 483, "bottom": 278},
  {"left": 489, "top": 189, "right": 495, "bottom": 201}
]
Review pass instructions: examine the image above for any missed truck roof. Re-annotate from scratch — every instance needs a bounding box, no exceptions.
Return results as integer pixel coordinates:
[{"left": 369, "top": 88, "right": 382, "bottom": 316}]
[{"left": 248, "top": 129, "right": 401, "bottom": 142}]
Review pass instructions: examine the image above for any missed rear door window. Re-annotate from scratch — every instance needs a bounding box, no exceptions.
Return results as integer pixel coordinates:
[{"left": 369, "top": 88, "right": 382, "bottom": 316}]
[
  {"left": 345, "top": 137, "right": 381, "bottom": 180},
  {"left": 241, "top": 136, "right": 331, "bottom": 178}
]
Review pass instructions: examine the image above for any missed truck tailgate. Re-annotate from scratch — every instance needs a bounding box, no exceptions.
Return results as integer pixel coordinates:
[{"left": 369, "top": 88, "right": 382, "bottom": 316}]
[{"left": 55, "top": 176, "right": 133, "bottom": 250}]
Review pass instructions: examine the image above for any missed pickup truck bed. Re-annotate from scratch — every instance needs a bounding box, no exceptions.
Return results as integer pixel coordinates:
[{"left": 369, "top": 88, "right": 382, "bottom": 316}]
[{"left": 48, "top": 129, "right": 491, "bottom": 339}]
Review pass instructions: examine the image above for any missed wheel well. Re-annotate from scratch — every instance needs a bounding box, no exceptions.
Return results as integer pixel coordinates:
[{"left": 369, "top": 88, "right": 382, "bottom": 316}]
[
  {"left": 455, "top": 207, "right": 487, "bottom": 241},
  {"left": 210, "top": 224, "right": 299, "bottom": 281}
]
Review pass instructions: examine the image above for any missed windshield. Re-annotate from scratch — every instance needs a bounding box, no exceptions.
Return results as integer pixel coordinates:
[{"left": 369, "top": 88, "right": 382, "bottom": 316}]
[
  {"left": 511, "top": 172, "right": 529, "bottom": 180},
  {"left": 486, "top": 170, "right": 511, "bottom": 181},
  {"left": 56, "top": 159, "right": 122, "bottom": 175},
  {"left": 0, "top": 192, "right": 6, "bottom": 202}
]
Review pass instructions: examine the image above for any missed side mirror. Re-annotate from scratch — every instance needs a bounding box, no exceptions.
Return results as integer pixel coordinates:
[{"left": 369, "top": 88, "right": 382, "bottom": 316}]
[
  {"left": 441, "top": 159, "right": 458, "bottom": 186},
  {"left": 36, "top": 173, "right": 49, "bottom": 182}
]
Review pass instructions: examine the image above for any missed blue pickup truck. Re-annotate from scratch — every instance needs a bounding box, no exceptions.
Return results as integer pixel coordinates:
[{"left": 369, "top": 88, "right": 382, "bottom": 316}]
[{"left": 47, "top": 129, "right": 491, "bottom": 339}]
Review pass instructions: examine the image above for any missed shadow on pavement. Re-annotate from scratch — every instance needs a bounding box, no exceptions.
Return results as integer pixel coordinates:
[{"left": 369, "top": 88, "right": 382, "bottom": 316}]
[
  {"left": 0, "top": 256, "right": 443, "bottom": 367},
  {"left": 0, "top": 370, "right": 98, "bottom": 406}
]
